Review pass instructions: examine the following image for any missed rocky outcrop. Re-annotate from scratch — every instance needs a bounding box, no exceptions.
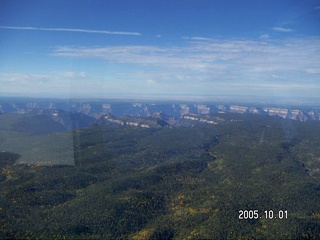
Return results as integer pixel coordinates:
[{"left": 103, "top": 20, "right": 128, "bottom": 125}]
[
  {"left": 99, "top": 114, "right": 168, "bottom": 128},
  {"left": 229, "top": 105, "right": 248, "bottom": 114},
  {"left": 262, "top": 107, "right": 289, "bottom": 118}
]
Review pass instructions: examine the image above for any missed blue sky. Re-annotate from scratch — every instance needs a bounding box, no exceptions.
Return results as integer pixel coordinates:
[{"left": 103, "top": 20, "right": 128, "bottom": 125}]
[{"left": 0, "top": 0, "right": 320, "bottom": 102}]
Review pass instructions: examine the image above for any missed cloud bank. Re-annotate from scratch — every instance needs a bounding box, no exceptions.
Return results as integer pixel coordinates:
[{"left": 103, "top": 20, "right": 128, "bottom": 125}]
[
  {"left": 52, "top": 37, "right": 320, "bottom": 78},
  {"left": 2, "top": 37, "right": 319, "bottom": 100},
  {"left": 50, "top": 37, "right": 320, "bottom": 98}
]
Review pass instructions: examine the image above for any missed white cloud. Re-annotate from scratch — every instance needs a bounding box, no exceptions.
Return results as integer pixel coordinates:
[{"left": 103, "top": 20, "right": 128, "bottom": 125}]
[
  {"left": 62, "top": 72, "right": 86, "bottom": 78},
  {"left": 0, "top": 73, "right": 50, "bottom": 83},
  {"left": 147, "top": 79, "right": 156, "bottom": 85},
  {"left": 0, "top": 71, "right": 87, "bottom": 86},
  {"left": 260, "top": 34, "right": 270, "bottom": 39},
  {"left": 272, "top": 27, "right": 295, "bottom": 32},
  {"left": 52, "top": 38, "right": 320, "bottom": 80},
  {"left": 305, "top": 68, "right": 320, "bottom": 74},
  {"left": 0, "top": 26, "right": 141, "bottom": 36},
  {"left": 182, "top": 36, "right": 213, "bottom": 41},
  {"left": 0, "top": 71, "right": 94, "bottom": 97},
  {"left": 6, "top": 37, "right": 317, "bottom": 99}
]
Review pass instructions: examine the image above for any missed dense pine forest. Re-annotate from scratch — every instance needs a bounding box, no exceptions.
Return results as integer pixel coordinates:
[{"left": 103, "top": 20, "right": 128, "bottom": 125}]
[{"left": 0, "top": 112, "right": 320, "bottom": 239}]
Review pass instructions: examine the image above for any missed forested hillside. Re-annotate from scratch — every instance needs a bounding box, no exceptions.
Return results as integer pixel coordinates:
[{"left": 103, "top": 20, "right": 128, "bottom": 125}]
[{"left": 0, "top": 113, "right": 320, "bottom": 239}]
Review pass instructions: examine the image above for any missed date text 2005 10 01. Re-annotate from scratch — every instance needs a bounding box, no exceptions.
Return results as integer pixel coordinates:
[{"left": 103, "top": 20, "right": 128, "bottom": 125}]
[{"left": 239, "top": 210, "right": 288, "bottom": 219}]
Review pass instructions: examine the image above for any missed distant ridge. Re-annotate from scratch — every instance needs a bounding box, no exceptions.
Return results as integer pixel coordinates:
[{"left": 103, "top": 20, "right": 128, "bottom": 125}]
[{"left": 0, "top": 99, "right": 319, "bottom": 123}]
